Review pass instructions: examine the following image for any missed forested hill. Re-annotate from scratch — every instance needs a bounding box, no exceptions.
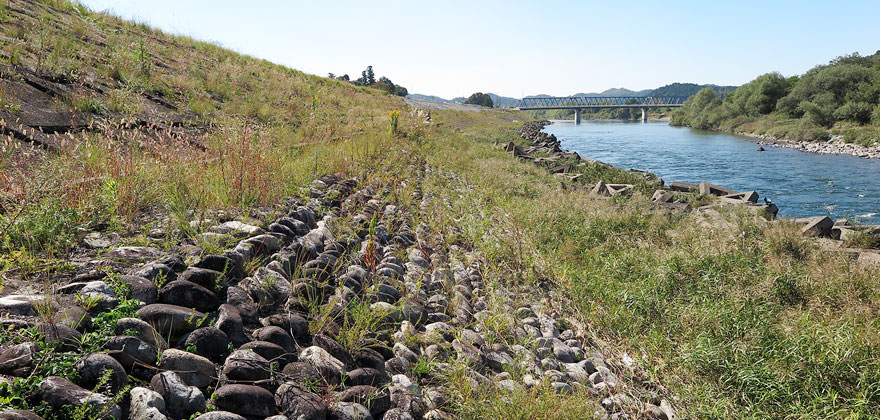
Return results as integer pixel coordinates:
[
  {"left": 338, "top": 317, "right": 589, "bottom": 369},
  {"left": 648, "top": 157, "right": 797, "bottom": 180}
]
[
  {"left": 672, "top": 51, "right": 880, "bottom": 146},
  {"left": 650, "top": 83, "right": 737, "bottom": 97},
  {"left": 408, "top": 83, "right": 736, "bottom": 109}
]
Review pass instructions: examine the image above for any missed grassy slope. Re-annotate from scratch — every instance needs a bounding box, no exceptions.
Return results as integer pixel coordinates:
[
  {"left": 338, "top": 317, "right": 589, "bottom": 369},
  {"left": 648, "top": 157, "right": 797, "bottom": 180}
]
[
  {"left": 0, "top": 1, "right": 879, "bottom": 419},
  {"left": 0, "top": 0, "right": 402, "bottom": 259}
]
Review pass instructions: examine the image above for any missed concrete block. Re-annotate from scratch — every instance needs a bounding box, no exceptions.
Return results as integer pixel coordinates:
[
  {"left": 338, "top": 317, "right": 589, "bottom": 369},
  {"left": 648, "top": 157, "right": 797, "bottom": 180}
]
[
  {"left": 668, "top": 182, "right": 697, "bottom": 192},
  {"left": 801, "top": 216, "right": 834, "bottom": 237}
]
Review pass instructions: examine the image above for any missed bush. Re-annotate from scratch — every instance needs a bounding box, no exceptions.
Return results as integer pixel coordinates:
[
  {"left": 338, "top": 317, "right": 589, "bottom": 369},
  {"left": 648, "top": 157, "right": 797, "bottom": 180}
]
[{"left": 463, "top": 92, "right": 493, "bottom": 108}]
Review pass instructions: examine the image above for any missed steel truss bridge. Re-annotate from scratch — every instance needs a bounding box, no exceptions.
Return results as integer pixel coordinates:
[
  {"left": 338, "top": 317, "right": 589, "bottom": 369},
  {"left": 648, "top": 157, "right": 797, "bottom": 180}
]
[{"left": 517, "top": 96, "right": 688, "bottom": 123}]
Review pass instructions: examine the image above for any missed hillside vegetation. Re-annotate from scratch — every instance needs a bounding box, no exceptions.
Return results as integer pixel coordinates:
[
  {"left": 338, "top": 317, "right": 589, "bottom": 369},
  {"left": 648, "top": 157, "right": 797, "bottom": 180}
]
[
  {"left": 672, "top": 52, "right": 880, "bottom": 145},
  {"left": 0, "top": 2, "right": 879, "bottom": 420}
]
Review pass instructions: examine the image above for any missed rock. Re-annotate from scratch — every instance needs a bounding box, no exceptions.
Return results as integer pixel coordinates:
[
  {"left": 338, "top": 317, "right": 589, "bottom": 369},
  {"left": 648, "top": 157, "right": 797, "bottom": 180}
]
[
  {"left": 36, "top": 323, "right": 81, "bottom": 351},
  {"left": 0, "top": 343, "right": 39, "bottom": 377},
  {"left": 423, "top": 387, "right": 447, "bottom": 410},
  {"left": 133, "top": 263, "right": 178, "bottom": 284},
  {"left": 352, "top": 348, "right": 386, "bottom": 372},
  {"left": 496, "top": 379, "right": 519, "bottom": 392},
  {"left": 260, "top": 313, "right": 309, "bottom": 340},
  {"left": 104, "top": 246, "right": 160, "bottom": 262},
  {"left": 215, "top": 304, "right": 248, "bottom": 346},
  {"left": 151, "top": 371, "right": 206, "bottom": 419},
  {"left": 299, "top": 346, "right": 345, "bottom": 385},
  {"left": 39, "top": 376, "right": 121, "bottom": 419},
  {"left": 0, "top": 410, "right": 45, "bottom": 420},
  {"left": 128, "top": 386, "right": 167, "bottom": 420},
  {"left": 124, "top": 275, "right": 159, "bottom": 305},
  {"left": 590, "top": 365, "right": 619, "bottom": 388},
  {"left": 485, "top": 351, "right": 513, "bottom": 372},
  {"left": 346, "top": 367, "right": 390, "bottom": 387},
  {"left": 538, "top": 316, "right": 559, "bottom": 338},
  {"left": 383, "top": 408, "right": 415, "bottom": 420},
  {"left": 103, "top": 336, "right": 158, "bottom": 371},
  {"left": 644, "top": 403, "right": 669, "bottom": 420},
  {"left": 312, "top": 334, "right": 352, "bottom": 367},
  {"left": 551, "top": 381, "right": 572, "bottom": 394},
  {"left": 158, "top": 349, "right": 216, "bottom": 389},
  {"left": 221, "top": 349, "right": 271, "bottom": 383},
  {"left": 217, "top": 221, "right": 264, "bottom": 237},
  {"left": 275, "top": 382, "right": 327, "bottom": 420},
  {"left": 801, "top": 216, "right": 834, "bottom": 237},
  {"left": 668, "top": 181, "right": 697, "bottom": 192},
  {"left": 76, "top": 353, "right": 128, "bottom": 394},
  {"left": 423, "top": 409, "right": 453, "bottom": 420},
  {"left": 698, "top": 181, "right": 737, "bottom": 196},
  {"left": 183, "top": 327, "right": 230, "bottom": 363},
  {"left": 159, "top": 349, "right": 217, "bottom": 388},
  {"left": 159, "top": 280, "right": 219, "bottom": 312},
  {"left": 335, "top": 385, "right": 391, "bottom": 417},
  {"left": 651, "top": 190, "right": 675, "bottom": 203},
  {"left": 213, "top": 384, "right": 277, "bottom": 418},
  {"left": 239, "top": 340, "right": 291, "bottom": 364},
  {"left": 178, "top": 267, "right": 223, "bottom": 290},
  {"left": 393, "top": 343, "right": 419, "bottom": 364},
  {"left": 253, "top": 326, "right": 297, "bottom": 353},
  {"left": 385, "top": 356, "right": 412, "bottom": 376},
  {"left": 606, "top": 184, "right": 634, "bottom": 197},
  {"left": 602, "top": 394, "right": 634, "bottom": 412},
  {"left": 591, "top": 181, "right": 609, "bottom": 196},
  {"left": 115, "top": 318, "right": 167, "bottom": 350},
  {"left": 195, "top": 255, "right": 241, "bottom": 279},
  {"left": 553, "top": 341, "right": 575, "bottom": 363},
  {"left": 329, "top": 402, "right": 373, "bottom": 420},
  {"left": 192, "top": 412, "right": 247, "bottom": 420},
  {"left": 422, "top": 322, "right": 454, "bottom": 342},
  {"left": 55, "top": 306, "right": 92, "bottom": 331},
  {"left": 281, "top": 361, "right": 324, "bottom": 386},
  {"left": 0, "top": 295, "right": 39, "bottom": 316},
  {"left": 137, "top": 304, "right": 206, "bottom": 340}
]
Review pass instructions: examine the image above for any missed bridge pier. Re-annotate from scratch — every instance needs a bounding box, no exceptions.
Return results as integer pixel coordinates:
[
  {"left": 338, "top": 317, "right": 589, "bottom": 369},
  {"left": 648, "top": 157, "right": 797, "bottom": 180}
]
[
  {"left": 575, "top": 109, "right": 581, "bottom": 125},
  {"left": 640, "top": 108, "right": 647, "bottom": 122}
]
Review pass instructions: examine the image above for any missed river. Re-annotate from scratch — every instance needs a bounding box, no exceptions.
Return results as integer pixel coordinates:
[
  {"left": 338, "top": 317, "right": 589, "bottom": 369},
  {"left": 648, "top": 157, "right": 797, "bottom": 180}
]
[{"left": 543, "top": 120, "right": 880, "bottom": 224}]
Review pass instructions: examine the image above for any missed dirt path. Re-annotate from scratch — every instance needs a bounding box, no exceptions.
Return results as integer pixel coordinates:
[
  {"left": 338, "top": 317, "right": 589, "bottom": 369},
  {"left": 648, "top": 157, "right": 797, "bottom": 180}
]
[{"left": 404, "top": 97, "right": 488, "bottom": 111}]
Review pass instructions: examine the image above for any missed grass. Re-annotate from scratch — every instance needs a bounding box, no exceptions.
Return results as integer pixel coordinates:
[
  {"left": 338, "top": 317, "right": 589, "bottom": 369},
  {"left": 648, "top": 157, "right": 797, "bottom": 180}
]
[
  {"left": 1, "top": 1, "right": 879, "bottom": 419},
  {"left": 417, "top": 111, "right": 880, "bottom": 418}
]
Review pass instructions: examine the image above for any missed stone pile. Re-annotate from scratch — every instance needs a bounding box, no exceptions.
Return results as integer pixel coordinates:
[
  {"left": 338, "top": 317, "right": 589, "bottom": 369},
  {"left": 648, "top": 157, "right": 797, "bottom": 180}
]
[{"left": 0, "top": 165, "right": 673, "bottom": 420}]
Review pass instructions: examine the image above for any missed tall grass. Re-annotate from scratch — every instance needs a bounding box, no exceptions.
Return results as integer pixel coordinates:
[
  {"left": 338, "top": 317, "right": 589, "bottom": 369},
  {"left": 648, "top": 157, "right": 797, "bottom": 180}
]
[{"left": 420, "top": 111, "right": 880, "bottom": 419}]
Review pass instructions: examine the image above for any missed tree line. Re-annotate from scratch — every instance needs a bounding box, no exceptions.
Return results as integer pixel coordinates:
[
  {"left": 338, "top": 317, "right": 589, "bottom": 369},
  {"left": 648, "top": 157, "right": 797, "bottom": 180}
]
[
  {"left": 672, "top": 51, "right": 880, "bottom": 144},
  {"left": 328, "top": 65, "right": 408, "bottom": 97}
]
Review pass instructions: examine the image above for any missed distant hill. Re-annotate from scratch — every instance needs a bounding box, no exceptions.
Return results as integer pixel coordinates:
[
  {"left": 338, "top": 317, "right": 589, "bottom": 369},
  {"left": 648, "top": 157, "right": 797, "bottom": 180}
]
[
  {"left": 407, "top": 93, "right": 454, "bottom": 103},
  {"left": 649, "top": 83, "right": 737, "bottom": 97},
  {"left": 409, "top": 83, "right": 739, "bottom": 107},
  {"left": 487, "top": 93, "right": 521, "bottom": 108},
  {"left": 572, "top": 88, "right": 653, "bottom": 97},
  {"left": 408, "top": 92, "right": 520, "bottom": 108}
]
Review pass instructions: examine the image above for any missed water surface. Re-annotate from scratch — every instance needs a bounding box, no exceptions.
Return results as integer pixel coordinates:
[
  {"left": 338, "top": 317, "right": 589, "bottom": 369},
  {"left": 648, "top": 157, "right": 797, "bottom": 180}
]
[{"left": 544, "top": 120, "right": 880, "bottom": 223}]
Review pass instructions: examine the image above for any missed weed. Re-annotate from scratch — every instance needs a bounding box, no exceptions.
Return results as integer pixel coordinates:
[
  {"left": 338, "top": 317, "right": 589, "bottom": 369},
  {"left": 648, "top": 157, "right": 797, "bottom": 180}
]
[{"left": 389, "top": 110, "right": 401, "bottom": 137}]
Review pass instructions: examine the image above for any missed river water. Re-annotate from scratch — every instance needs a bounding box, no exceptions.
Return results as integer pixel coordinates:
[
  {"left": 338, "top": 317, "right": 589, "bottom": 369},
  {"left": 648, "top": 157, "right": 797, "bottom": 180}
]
[{"left": 544, "top": 120, "right": 880, "bottom": 223}]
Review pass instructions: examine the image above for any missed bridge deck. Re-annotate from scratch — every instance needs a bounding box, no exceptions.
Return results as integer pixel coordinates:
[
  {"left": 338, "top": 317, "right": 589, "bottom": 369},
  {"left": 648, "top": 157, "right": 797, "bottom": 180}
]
[{"left": 517, "top": 96, "right": 686, "bottom": 110}]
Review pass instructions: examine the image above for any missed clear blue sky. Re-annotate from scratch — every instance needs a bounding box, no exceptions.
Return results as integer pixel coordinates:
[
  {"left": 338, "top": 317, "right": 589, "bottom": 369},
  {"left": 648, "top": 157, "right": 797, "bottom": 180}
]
[{"left": 80, "top": 0, "right": 880, "bottom": 99}]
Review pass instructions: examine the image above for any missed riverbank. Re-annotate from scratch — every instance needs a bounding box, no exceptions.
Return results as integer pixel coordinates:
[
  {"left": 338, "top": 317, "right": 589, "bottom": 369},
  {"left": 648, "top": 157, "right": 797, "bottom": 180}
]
[
  {"left": 735, "top": 131, "right": 880, "bottom": 159},
  {"left": 483, "top": 118, "right": 880, "bottom": 419}
]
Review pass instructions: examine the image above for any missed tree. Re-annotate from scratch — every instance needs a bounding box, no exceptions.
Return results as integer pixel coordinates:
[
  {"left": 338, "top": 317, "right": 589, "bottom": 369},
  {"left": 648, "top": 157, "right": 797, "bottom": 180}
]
[
  {"left": 464, "top": 92, "right": 493, "bottom": 107},
  {"left": 359, "top": 66, "right": 375, "bottom": 86},
  {"left": 722, "top": 72, "right": 789, "bottom": 116}
]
